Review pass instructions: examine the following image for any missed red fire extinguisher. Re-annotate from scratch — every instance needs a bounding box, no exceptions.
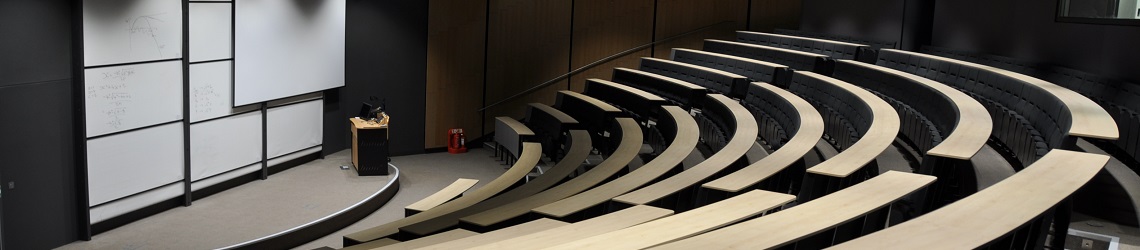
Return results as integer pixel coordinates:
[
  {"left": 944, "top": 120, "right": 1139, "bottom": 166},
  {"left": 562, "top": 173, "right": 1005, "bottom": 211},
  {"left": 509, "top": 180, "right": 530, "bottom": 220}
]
[{"left": 448, "top": 128, "right": 468, "bottom": 154}]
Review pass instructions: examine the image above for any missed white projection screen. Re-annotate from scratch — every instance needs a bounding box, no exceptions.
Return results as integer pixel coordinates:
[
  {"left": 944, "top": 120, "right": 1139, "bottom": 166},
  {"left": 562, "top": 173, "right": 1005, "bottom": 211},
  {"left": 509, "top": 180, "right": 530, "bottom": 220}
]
[{"left": 233, "top": 0, "right": 345, "bottom": 107}]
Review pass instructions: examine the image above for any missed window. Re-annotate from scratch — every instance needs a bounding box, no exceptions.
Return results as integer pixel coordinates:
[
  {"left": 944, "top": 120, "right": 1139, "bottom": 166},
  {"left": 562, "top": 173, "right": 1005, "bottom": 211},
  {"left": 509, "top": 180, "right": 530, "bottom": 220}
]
[{"left": 1057, "top": 0, "right": 1140, "bottom": 26}]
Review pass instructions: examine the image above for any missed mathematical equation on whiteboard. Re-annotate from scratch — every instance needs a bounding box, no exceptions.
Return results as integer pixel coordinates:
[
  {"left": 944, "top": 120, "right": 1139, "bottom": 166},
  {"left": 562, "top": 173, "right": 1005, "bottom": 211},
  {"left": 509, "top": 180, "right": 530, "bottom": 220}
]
[
  {"left": 83, "top": 60, "right": 183, "bottom": 137},
  {"left": 125, "top": 13, "right": 171, "bottom": 57},
  {"left": 192, "top": 84, "right": 221, "bottom": 114},
  {"left": 83, "top": 0, "right": 183, "bottom": 67},
  {"left": 87, "top": 67, "right": 137, "bottom": 129}
]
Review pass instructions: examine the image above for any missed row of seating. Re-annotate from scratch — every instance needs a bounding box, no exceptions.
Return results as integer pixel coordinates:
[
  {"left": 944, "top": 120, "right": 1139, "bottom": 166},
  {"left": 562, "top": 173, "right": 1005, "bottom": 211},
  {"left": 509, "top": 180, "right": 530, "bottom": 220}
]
[
  {"left": 831, "top": 59, "right": 993, "bottom": 210},
  {"left": 703, "top": 39, "right": 835, "bottom": 77},
  {"left": 532, "top": 79, "right": 699, "bottom": 221},
  {"left": 788, "top": 71, "right": 901, "bottom": 202},
  {"left": 492, "top": 117, "right": 534, "bottom": 164},
  {"left": 338, "top": 30, "right": 1114, "bottom": 249},
  {"left": 831, "top": 150, "right": 1108, "bottom": 249},
  {"left": 774, "top": 28, "right": 897, "bottom": 51},
  {"left": 606, "top": 54, "right": 916, "bottom": 246},
  {"left": 701, "top": 81, "right": 823, "bottom": 197},
  {"left": 460, "top": 116, "right": 644, "bottom": 232},
  {"left": 396, "top": 103, "right": 593, "bottom": 237},
  {"left": 919, "top": 45, "right": 1140, "bottom": 227},
  {"left": 638, "top": 57, "right": 750, "bottom": 99},
  {"left": 876, "top": 49, "right": 1118, "bottom": 168},
  {"left": 611, "top": 67, "right": 707, "bottom": 110},
  {"left": 679, "top": 33, "right": 1098, "bottom": 247},
  {"left": 921, "top": 45, "right": 1140, "bottom": 167},
  {"left": 345, "top": 92, "right": 620, "bottom": 243},
  {"left": 342, "top": 141, "right": 542, "bottom": 244},
  {"left": 737, "top": 30, "right": 875, "bottom": 63},
  {"left": 455, "top": 92, "right": 643, "bottom": 232},
  {"left": 669, "top": 48, "right": 792, "bottom": 89}
]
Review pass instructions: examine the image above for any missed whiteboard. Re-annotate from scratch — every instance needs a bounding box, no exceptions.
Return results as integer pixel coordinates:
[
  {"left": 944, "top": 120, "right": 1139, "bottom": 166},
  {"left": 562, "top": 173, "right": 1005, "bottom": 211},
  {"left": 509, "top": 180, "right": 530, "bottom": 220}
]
[
  {"left": 84, "top": 60, "right": 183, "bottom": 137},
  {"left": 190, "top": 61, "right": 259, "bottom": 122},
  {"left": 83, "top": 0, "right": 182, "bottom": 66},
  {"left": 233, "top": 0, "right": 346, "bottom": 106},
  {"left": 190, "top": 111, "right": 262, "bottom": 181},
  {"left": 90, "top": 182, "right": 183, "bottom": 223},
  {"left": 189, "top": 3, "right": 232, "bottom": 63},
  {"left": 267, "top": 99, "right": 323, "bottom": 158},
  {"left": 87, "top": 122, "right": 184, "bottom": 206}
]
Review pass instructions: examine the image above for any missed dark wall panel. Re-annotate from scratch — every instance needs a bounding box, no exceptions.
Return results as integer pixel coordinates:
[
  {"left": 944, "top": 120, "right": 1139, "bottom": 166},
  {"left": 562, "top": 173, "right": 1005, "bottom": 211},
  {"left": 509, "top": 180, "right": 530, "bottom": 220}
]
[
  {"left": 0, "top": 0, "right": 79, "bottom": 248},
  {"left": 652, "top": 0, "right": 748, "bottom": 59},
  {"left": 749, "top": 0, "right": 802, "bottom": 32},
  {"left": 800, "top": 0, "right": 904, "bottom": 47},
  {"left": 424, "top": 0, "right": 487, "bottom": 149},
  {"left": 932, "top": 0, "right": 1140, "bottom": 83},
  {"left": 338, "top": 0, "right": 429, "bottom": 156},
  {"left": 0, "top": 80, "right": 78, "bottom": 250},
  {"left": 0, "top": 0, "right": 73, "bottom": 86}
]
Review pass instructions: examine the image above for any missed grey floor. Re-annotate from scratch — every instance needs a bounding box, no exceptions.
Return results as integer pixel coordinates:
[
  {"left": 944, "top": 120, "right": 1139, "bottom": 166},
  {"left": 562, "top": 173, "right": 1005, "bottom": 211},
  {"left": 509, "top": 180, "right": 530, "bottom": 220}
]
[{"left": 56, "top": 148, "right": 507, "bottom": 250}]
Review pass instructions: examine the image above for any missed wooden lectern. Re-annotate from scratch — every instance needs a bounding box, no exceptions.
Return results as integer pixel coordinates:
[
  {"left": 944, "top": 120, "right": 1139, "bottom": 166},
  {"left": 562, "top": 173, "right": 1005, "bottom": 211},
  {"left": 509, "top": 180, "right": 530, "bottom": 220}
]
[{"left": 350, "top": 117, "right": 389, "bottom": 175}]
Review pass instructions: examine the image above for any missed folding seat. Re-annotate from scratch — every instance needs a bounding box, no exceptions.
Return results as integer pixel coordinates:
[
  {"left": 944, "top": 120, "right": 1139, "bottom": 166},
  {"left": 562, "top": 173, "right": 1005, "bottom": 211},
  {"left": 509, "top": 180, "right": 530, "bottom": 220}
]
[{"left": 1124, "top": 108, "right": 1140, "bottom": 156}]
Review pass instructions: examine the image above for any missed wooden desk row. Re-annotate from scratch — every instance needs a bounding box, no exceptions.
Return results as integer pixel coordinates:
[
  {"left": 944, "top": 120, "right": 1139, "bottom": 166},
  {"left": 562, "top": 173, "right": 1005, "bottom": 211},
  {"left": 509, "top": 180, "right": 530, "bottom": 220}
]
[
  {"left": 339, "top": 30, "right": 1114, "bottom": 249},
  {"left": 343, "top": 142, "right": 542, "bottom": 244}
]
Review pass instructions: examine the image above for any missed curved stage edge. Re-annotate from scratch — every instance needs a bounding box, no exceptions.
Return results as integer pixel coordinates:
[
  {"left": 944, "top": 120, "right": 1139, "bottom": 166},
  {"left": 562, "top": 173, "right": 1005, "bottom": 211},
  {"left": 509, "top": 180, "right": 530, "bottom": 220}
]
[{"left": 222, "top": 164, "right": 401, "bottom": 250}]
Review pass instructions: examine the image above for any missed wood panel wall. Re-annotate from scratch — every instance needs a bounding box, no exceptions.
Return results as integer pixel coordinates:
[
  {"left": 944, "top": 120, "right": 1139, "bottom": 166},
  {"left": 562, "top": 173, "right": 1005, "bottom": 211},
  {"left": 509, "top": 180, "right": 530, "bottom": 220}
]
[
  {"left": 483, "top": 0, "right": 574, "bottom": 135},
  {"left": 425, "top": 0, "right": 781, "bottom": 147},
  {"left": 425, "top": 0, "right": 487, "bottom": 148},
  {"left": 568, "top": 0, "right": 655, "bottom": 92}
]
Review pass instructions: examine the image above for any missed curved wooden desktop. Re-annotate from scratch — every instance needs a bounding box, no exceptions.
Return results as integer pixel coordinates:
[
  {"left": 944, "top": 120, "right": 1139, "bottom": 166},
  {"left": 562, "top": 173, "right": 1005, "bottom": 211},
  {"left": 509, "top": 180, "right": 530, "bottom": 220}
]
[
  {"left": 404, "top": 178, "right": 479, "bottom": 216},
  {"left": 414, "top": 218, "right": 569, "bottom": 250},
  {"left": 468, "top": 205, "right": 674, "bottom": 250},
  {"left": 533, "top": 106, "right": 699, "bottom": 218},
  {"left": 546, "top": 190, "right": 795, "bottom": 250},
  {"left": 612, "top": 94, "right": 758, "bottom": 207},
  {"left": 881, "top": 49, "right": 1118, "bottom": 141},
  {"left": 460, "top": 118, "right": 643, "bottom": 229},
  {"left": 342, "top": 143, "right": 542, "bottom": 245},
  {"left": 836, "top": 60, "right": 991, "bottom": 160},
  {"left": 829, "top": 150, "right": 1109, "bottom": 249},
  {"left": 702, "top": 82, "right": 824, "bottom": 193},
  {"left": 398, "top": 111, "right": 592, "bottom": 236},
  {"left": 799, "top": 71, "right": 900, "bottom": 178},
  {"left": 656, "top": 171, "right": 936, "bottom": 249}
]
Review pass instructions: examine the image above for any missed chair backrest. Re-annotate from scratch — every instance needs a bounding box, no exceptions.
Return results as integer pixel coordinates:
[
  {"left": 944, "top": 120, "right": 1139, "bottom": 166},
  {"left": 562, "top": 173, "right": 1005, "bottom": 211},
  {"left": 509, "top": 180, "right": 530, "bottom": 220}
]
[
  {"left": 494, "top": 117, "right": 535, "bottom": 159},
  {"left": 774, "top": 28, "right": 897, "bottom": 50},
  {"left": 737, "top": 31, "right": 868, "bottom": 61},
  {"left": 670, "top": 48, "right": 792, "bottom": 87},
  {"left": 610, "top": 67, "right": 708, "bottom": 110},
  {"left": 703, "top": 39, "right": 835, "bottom": 76},
  {"left": 553, "top": 90, "right": 622, "bottom": 135},
  {"left": 582, "top": 78, "right": 669, "bottom": 121},
  {"left": 788, "top": 72, "right": 875, "bottom": 150},
  {"left": 524, "top": 103, "right": 579, "bottom": 160},
  {"left": 638, "top": 57, "right": 750, "bottom": 98}
]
